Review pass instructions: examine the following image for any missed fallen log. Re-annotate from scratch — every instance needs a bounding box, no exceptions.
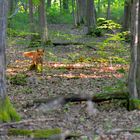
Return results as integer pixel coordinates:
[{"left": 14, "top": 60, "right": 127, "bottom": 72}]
[
  {"left": 33, "top": 91, "right": 129, "bottom": 104},
  {"left": 25, "top": 91, "right": 129, "bottom": 110},
  {"left": 52, "top": 42, "right": 97, "bottom": 50}
]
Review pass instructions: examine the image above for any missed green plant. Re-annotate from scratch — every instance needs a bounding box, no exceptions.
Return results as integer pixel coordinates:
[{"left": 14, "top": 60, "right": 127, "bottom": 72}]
[
  {"left": 94, "top": 18, "right": 122, "bottom": 36},
  {"left": 0, "top": 97, "right": 21, "bottom": 122},
  {"left": 119, "top": 31, "right": 131, "bottom": 42},
  {"left": 8, "top": 128, "right": 61, "bottom": 138},
  {"left": 9, "top": 73, "right": 27, "bottom": 85},
  {"left": 97, "top": 18, "right": 121, "bottom": 30}
]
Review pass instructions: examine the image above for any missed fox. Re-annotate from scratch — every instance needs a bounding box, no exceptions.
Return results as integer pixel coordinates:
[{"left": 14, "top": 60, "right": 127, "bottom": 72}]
[{"left": 23, "top": 48, "right": 44, "bottom": 72}]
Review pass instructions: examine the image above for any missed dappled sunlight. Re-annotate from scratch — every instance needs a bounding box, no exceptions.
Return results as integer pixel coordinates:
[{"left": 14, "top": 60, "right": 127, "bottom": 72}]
[
  {"left": 6, "top": 58, "right": 128, "bottom": 79},
  {"left": 52, "top": 73, "right": 124, "bottom": 79},
  {"left": 46, "top": 62, "right": 128, "bottom": 79}
]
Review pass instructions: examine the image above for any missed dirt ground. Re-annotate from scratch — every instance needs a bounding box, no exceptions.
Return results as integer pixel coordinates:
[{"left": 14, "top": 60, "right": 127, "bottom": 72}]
[{"left": 2, "top": 24, "right": 140, "bottom": 140}]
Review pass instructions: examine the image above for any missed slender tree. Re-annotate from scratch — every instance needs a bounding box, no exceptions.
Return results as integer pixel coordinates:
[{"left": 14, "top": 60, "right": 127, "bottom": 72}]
[
  {"left": 106, "top": 0, "right": 111, "bottom": 19},
  {"left": 29, "top": 0, "right": 35, "bottom": 33},
  {"left": 63, "top": 0, "right": 69, "bottom": 11},
  {"left": 47, "top": 0, "right": 52, "bottom": 8},
  {"left": 123, "top": 0, "right": 131, "bottom": 31},
  {"left": 128, "top": 0, "right": 140, "bottom": 98},
  {"left": 0, "top": 0, "right": 8, "bottom": 100},
  {"left": 72, "top": 0, "right": 77, "bottom": 26},
  {"left": 97, "top": 0, "right": 101, "bottom": 17},
  {"left": 38, "top": 0, "right": 48, "bottom": 43}
]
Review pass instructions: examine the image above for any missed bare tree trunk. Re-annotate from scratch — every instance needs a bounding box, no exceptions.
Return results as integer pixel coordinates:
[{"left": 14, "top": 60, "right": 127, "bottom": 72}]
[
  {"left": 136, "top": 0, "right": 140, "bottom": 98},
  {"left": 106, "top": 0, "right": 111, "bottom": 19},
  {"left": 72, "top": 0, "right": 77, "bottom": 26},
  {"left": 0, "top": 0, "right": 8, "bottom": 99},
  {"left": 29, "top": 0, "right": 35, "bottom": 33},
  {"left": 86, "top": 0, "right": 96, "bottom": 34},
  {"left": 76, "top": 0, "right": 86, "bottom": 25},
  {"left": 8, "top": 0, "right": 14, "bottom": 14},
  {"left": 128, "top": 0, "right": 139, "bottom": 98},
  {"left": 60, "top": 0, "right": 62, "bottom": 12},
  {"left": 47, "top": 0, "right": 51, "bottom": 8},
  {"left": 38, "top": 0, "right": 48, "bottom": 43},
  {"left": 63, "top": 0, "right": 69, "bottom": 11},
  {"left": 123, "top": 0, "right": 131, "bottom": 31},
  {"left": 97, "top": 0, "right": 101, "bottom": 17}
]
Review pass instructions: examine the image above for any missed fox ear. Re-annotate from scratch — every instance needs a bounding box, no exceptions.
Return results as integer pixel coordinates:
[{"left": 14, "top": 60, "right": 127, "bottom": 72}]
[{"left": 37, "top": 48, "right": 44, "bottom": 52}]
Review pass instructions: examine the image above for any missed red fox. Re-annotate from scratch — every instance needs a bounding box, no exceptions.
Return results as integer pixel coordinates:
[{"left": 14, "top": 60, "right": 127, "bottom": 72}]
[{"left": 23, "top": 48, "right": 44, "bottom": 71}]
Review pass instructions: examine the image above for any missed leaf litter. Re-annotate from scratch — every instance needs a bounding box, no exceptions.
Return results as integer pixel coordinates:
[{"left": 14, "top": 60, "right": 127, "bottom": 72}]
[{"left": 4, "top": 24, "right": 140, "bottom": 140}]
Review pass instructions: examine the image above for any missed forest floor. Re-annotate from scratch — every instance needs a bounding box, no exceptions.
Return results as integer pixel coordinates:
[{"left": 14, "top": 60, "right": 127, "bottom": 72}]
[{"left": 2, "top": 24, "right": 140, "bottom": 139}]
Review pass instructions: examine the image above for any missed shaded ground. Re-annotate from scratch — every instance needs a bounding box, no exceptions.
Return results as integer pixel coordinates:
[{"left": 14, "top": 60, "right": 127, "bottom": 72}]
[{"left": 2, "top": 24, "right": 140, "bottom": 140}]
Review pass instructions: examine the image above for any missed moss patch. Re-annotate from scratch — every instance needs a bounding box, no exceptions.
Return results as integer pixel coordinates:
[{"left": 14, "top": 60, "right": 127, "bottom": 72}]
[
  {"left": 8, "top": 128, "right": 61, "bottom": 138},
  {"left": 0, "top": 97, "right": 21, "bottom": 122},
  {"left": 129, "top": 99, "right": 140, "bottom": 110}
]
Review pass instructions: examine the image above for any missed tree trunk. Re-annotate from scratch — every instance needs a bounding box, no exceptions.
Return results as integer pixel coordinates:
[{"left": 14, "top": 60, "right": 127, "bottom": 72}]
[
  {"left": 97, "top": 0, "right": 101, "bottom": 17},
  {"left": 63, "top": 0, "right": 69, "bottom": 11},
  {"left": 106, "top": 0, "right": 111, "bottom": 19},
  {"left": 8, "top": 0, "right": 14, "bottom": 14},
  {"left": 47, "top": 0, "right": 51, "bottom": 8},
  {"left": 60, "top": 0, "right": 62, "bottom": 12},
  {"left": 29, "top": 0, "right": 35, "bottom": 33},
  {"left": 128, "top": 0, "right": 139, "bottom": 98},
  {"left": 72, "top": 0, "right": 77, "bottom": 26},
  {"left": 86, "top": 0, "right": 96, "bottom": 34},
  {"left": 136, "top": 0, "right": 140, "bottom": 97},
  {"left": 0, "top": 0, "right": 8, "bottom": 99},
  {"left": 38, "top": 0, "right": 48, "bottom": 43},
  {"left": 123, "top": 0, "right": 131, "bottom": 31}
]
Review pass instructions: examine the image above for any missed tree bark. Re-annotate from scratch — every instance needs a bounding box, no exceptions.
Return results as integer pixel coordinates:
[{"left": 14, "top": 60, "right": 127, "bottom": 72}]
[
  {"left": 38, "top": 0, "right": 48, "bottom": 43},
  {"left": 29, "top": 0, "right": 35, "bottom": 33},
  {"left": 60, "top": 0, "right": 62, "bottom": 12},
  {"left": 128, "top": 0, "right": 140, "bottom": 98},
  {"left": 106, "top": 0, "right": 111, "bottom": 19},
  {"left": 72, "top": 0, "right": 77, "bottom": 26},
  {"left": 86, "top": 0, "right": 96, "bottom": 34},
  {"left": 47, "top": 0, "right": 51, "bottom": 8},
  {"left": 63, "top": 0, "right": 69, "bottom": 11},
  {"left": 97, "top": 0, "right": 101, "bottom": 17},
  {"left": 8, "top": 0, "right": 14, "bottom": 14},
  {"left": 123, "top": 0, "right": 131, "bottom": 31},
  {"left": 0, "top": 0, "right": 8, "bottom": 99}
]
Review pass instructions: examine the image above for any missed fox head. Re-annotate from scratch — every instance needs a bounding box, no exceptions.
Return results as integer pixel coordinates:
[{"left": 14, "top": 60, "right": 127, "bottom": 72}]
[{"left": 36, "top": 48, "right": 44, "bottom": 57}]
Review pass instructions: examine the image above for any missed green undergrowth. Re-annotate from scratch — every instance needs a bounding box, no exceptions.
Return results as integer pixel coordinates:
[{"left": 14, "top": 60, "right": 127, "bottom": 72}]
[
  {"left": 7, "top": 28, "right": 38, "bottom": 38},
  {"left": 8, "top": 128, "right": 61, "bottom": 138},
  {"left": 129, "top": 99, "right": 140, "bottom": 110},
  {"left": 8, "top": 73, "right": 27, "bottom": 86},
  {"left": 0, "top": 97, "right": 21, "bottom": 122},
  {"left": 93, "top": 18, "right": 122, "bottom": 37}
]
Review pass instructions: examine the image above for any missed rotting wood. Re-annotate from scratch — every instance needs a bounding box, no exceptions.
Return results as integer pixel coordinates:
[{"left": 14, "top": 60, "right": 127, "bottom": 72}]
[{"left": 27, "top": 91, "right": 129, "bottom": 108}]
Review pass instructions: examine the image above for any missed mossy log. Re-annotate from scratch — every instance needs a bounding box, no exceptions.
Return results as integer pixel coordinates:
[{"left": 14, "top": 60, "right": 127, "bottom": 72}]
[
  {"left": 8, "top": 128, "right": 61, "bottom": 138},
  {"left": 27, "top": 91, "right": 129, "bottom": 108},
  {"left": 27, "top": 91, "right": 140, "bottom": 110},
  {"left": 7, "top": 128, "right": 80, "bottom": 139},
  {"left": 33, "top": 91, "right": 128, "bottom": 103}
]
